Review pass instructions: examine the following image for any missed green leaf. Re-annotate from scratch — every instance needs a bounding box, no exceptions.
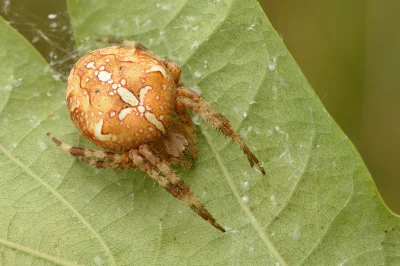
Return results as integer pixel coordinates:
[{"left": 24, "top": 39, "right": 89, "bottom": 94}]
[{"left": 0, "top": 0, "right": 399, "bottom": 265}]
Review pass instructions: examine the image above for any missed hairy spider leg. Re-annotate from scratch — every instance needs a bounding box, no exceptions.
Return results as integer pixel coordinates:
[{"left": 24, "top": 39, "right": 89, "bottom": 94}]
[
  {"left": 75, "top": 156, "right": 135, "bottom": 169},
  {"left": 135, "top": 144, "right": 225, "bottom": 232},
  {"left": 97, "top": 37, "right": 148, "bottom": 51},
  {"left": 177, "top": 87, "right": 266, "bottom": 175},
  {"left": 175, "top": 100, "right": 199, "bottom": 160},
  {"left": 47, "top": 133, "right": 129, "bottom": 164}
]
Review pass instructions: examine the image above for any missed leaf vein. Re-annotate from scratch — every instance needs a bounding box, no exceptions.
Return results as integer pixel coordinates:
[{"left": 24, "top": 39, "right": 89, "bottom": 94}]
[{"left": 0, "top": 144, "right": 117, "bottom": 266}]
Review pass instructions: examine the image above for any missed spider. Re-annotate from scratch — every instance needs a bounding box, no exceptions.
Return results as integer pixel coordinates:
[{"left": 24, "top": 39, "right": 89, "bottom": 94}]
[{"left": 47, "top": 38, "right": 265, "bottom": 232}]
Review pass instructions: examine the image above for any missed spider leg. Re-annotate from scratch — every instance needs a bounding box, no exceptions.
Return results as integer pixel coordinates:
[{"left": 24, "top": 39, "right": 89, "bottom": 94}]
[
  {"left": 75, "top": 156, "right": 135, "bottom": 169},
  {"left": 177, "top": 87, "right": 265, "bottom": 175},
  {"left": 175, "top": 99, "right": 199, "bottom": 160},
  {"left": 170, "top": 156, "right": 193, "bottom": 169},
  {"left": 47, "top": 133, "right": 129, "bottom": 163},
  {"left": 131, "top": 145, "right": 225, "bottom": 232},
  {"left": 97, "top": 37, "right": 148, "bottom": 51}
]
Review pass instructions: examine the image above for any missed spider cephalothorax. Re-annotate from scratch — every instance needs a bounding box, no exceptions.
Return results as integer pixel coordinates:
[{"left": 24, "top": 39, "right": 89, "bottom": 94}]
[{"left": 48, "top": 38, "right": 265, "bottom": 232}]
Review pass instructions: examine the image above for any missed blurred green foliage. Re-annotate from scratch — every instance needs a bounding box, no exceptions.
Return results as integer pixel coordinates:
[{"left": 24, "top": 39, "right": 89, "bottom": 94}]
[{"left": 1, "top": 0, "right": 399, "bottom": 213}]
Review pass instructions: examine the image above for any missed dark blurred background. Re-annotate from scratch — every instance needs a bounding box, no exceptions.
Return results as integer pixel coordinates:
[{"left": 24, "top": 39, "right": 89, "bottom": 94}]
[{"left": 1, "top": 0, "right": 399, "bottom": 214}]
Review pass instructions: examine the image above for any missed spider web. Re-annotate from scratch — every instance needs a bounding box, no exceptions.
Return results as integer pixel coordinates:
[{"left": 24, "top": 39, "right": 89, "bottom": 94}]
[{"left": 1, "top": 0, "right": 77, "bottom": 81}]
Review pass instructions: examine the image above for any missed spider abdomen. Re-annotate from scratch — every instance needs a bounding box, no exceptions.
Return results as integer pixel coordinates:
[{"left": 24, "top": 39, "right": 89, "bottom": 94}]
[{"left": 67, "top": 46, "right": 176, "bottom": 152}]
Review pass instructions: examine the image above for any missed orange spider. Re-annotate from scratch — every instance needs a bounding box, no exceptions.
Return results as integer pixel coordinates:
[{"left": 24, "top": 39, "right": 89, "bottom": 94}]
[{"left": 48, "top": 38, "right": 265, "bottom": 232}]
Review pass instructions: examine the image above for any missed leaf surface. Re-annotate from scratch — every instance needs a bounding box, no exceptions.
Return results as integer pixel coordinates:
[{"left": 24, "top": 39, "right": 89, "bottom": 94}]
[{"left": 0, "top": 0, "right": 399, "bottom": 265}]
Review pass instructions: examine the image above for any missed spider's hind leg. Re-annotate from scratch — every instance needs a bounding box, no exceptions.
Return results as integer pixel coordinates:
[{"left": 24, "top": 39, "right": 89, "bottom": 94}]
[
  {"left": 47, "top": 133, "right": 131, "bottom": 168},
  {"left": 76, "top": 156, "right": 135, "bottom": 169},
  {"left": 131, "top": 144, "right": 225, "bottom": 232},
  {"left": 97, "top": 37, "right": 148, "bottom": 51}
]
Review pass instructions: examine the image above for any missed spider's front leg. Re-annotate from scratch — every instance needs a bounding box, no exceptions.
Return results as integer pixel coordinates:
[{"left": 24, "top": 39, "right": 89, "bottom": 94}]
[
  {"left": 177, "top": 87, "right": 266, "bottom": 175},
  {"left": 130, "top": 145, "right": 225, "bottom": 232}
]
